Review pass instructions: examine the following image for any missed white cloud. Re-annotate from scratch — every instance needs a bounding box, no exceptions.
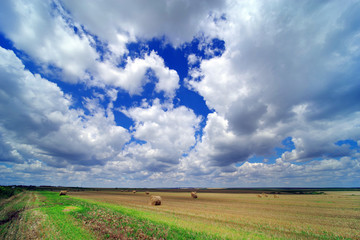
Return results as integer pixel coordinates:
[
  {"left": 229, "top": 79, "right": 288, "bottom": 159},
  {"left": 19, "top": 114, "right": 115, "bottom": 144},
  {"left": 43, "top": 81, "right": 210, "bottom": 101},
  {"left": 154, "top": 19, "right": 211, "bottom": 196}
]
[
  {"left": 0, "top": 0, "right": 180, "bottom": 99},
  {"left": 280, "top": 112, "right": 360, "bottom": 162},
  {"left": 188, "top": 56, "right": 250, "bottom": 114},
  {"left": 121, "top": 99, "right": 201, "bottom": 169},
  {"left": 0, "top": 47, "right": 130, "bottom": 168},
  {"left": 219, "top": 156, "right": 360, "bottom": 187},
  {"left": 61, "top": 0, "right": 226, "bottom": 48},
  {"left": 180, "top": 112, "right": 282, "bottom": 171},
  {"left": 1, "top": 0, "right": 360, "bottom": 187},
  {"left": 95, "top": 51, "right": 179, "bottom": 98},
  {"left": 186, "top": 0, "right": 360, "bottom": 167},
  {"left": 187, "top": 54, "right": 199, "bottom": 65},
  {"left": 0, "top": 0, "right": 97, "bottom": 83}
]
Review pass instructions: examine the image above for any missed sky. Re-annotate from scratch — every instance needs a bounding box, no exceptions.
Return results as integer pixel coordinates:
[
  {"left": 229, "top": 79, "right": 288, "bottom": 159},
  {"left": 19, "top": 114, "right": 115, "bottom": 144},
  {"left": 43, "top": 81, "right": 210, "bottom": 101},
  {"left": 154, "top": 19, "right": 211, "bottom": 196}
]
[{"left": 0, "top": 0, "right": 359, "bottom": 188}]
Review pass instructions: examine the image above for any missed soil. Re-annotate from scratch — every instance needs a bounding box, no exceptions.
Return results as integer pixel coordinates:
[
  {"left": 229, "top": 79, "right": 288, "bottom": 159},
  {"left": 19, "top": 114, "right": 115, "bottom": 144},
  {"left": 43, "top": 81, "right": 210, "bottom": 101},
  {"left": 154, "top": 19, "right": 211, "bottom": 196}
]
[{"left": 0, "top": 209, "right": 23, "bottom": 225}]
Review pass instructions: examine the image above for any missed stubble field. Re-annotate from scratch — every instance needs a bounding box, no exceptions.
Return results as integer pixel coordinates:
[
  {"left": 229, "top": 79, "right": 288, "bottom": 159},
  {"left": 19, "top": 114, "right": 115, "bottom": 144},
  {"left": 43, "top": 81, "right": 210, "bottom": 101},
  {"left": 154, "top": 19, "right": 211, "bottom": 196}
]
[
  {"left": 70, "top": 190, "right": 360, "bottom": 239},
  {"left": 1, "top": 189, "right": 359, "bottom": 239}
]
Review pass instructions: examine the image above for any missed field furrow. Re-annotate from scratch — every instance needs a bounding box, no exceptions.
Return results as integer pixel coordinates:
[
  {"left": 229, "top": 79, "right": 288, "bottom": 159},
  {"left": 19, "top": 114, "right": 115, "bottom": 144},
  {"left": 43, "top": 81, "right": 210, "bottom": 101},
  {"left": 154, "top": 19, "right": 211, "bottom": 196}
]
[{"left": 1, "top": 190, "right": 359, "bottom": 239}]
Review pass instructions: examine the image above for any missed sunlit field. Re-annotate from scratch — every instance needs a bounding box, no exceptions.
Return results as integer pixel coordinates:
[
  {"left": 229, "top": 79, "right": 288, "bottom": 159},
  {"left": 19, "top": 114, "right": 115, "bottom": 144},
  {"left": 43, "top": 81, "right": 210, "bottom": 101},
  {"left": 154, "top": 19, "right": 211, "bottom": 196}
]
[
  {"left": 1, "top": 189, "right": 359, "bottom": 239},
  {"left": 70, "top": 190, "right": 360, "bottom": 239},
  {"left": 1, "top": 191, "right": 214, "bottom": 239}
]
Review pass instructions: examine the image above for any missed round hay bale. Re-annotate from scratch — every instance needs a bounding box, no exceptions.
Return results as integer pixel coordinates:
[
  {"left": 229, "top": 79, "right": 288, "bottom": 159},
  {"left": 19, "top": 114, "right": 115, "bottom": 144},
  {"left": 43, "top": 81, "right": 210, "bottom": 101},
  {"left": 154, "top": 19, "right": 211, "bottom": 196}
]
[
  {"left": 257, "top": 194, "right": 262, "bottom": 198},
  {"left": 132, "top": 190, "right": 136, "bottom": 194},
  {"left": 191, "top": 191, "right": 198, "bottom": 199},
  {"left": 145, "top": 191, "right": 150, "bottom": 195},
  {"left": 149, "top": 195, "right": 162, "bottom": 205},
  {"left": 59, "top": 190, "right": 68, "bottom": 196}
]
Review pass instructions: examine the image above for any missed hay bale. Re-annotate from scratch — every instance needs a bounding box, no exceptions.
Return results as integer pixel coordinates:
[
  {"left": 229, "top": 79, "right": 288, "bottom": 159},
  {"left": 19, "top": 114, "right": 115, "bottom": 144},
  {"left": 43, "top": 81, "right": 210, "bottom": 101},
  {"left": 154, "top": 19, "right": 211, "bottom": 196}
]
[
  {"left": 59, "top": 190, "right": 68, "bottom": 196},
  {"left": 132, "top": 190, "right": 136, "bottom": 194},
  {"left": 149, "top": 195, "right": 162, "bottom": 205},
  {"left": 257, "top": 194, "right": 262, "bottom": 198},
  {"left": 145, "top": 191, "right": 150, "bottom": 195},
  {"left": 191, "top": 191, "right": 198, "bottom": 199}
]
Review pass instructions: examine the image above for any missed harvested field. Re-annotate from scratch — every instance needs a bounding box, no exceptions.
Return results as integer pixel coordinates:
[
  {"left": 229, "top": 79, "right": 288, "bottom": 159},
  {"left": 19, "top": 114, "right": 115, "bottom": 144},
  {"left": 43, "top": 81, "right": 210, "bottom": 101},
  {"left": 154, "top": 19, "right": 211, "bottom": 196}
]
[
  {"left": 0, "top": 191, "right": 216, "bottom": 240},
  {"left": 1, "top": 190, "right": 359, "bottom": 239},
  {"left": 70, "top": 190, "right": 360, "bottom": 239}
]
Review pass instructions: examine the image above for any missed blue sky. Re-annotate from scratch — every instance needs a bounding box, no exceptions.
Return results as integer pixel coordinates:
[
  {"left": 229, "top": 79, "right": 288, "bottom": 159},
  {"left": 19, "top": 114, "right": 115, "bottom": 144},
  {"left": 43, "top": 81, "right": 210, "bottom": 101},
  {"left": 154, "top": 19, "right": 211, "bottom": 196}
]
[{"left": 0, "top": 0, "right": 359, "bottom": 188}]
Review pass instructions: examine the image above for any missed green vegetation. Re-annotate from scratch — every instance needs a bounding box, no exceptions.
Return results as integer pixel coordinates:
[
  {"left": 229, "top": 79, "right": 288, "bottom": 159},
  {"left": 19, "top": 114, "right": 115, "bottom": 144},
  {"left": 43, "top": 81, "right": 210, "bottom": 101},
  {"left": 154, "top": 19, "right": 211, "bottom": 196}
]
[
  {"left": 72, "top": 190, "right": 360, "bottom": 240},
  {"left": 0, "top": 191, "right": 219, "bottom": 239},
  {"left": 1, "top": 189, "right": 359, "bottom": 239},
  {"left": 0, "top": 191, "right": 40, "bottom": 239},
  {"left": 0, "top": 186, "right": 22, "bottom": 199}
]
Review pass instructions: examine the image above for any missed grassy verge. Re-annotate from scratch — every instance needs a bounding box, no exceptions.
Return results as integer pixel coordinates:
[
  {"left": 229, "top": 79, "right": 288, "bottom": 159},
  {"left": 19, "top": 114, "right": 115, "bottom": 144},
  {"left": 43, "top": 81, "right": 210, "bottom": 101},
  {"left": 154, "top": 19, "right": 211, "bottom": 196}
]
[
  {"left": 70, "top": 191, "right": 358, "bottom": 240},
  {"left": 3, "top": 191, "right": 353, "bottom": 239},
  {"left": 37, "top": 192, "right": 95, "bottom": 240},
  {"left": 0, "top": 186, "right": 23, "bottom": 200},
  {"left": 39, "top": 191, "right": 220, "bottom": 239},
  {"left": 1, "top": 191, "right": 223, "bottom": 239},
  {"left": 70, "top": 196, "right": 274, "bottom": 240},
  {"left": 0, "top": 191, "right": 43, "bottom": 239}
]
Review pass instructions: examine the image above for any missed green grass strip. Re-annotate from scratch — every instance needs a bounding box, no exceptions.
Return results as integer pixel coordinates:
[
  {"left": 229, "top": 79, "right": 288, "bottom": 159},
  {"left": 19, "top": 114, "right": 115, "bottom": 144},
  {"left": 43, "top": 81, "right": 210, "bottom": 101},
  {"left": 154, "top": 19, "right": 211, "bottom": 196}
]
[
  {"left": 69, "top": 194, "right": 272, "bottom": 240},
  {"left": 37, "top": 192, "right": 95, "bottom": 240},
  {"left": 39, "top": 191, "right": 220, "bottom": 240}
]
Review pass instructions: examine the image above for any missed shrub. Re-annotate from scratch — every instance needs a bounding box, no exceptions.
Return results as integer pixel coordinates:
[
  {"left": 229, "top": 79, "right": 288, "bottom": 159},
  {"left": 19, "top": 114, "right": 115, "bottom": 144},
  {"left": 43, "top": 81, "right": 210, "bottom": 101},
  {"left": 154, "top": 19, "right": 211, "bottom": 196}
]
[{"left": 0, "top": 186, "right": 22, "bottom": 199}]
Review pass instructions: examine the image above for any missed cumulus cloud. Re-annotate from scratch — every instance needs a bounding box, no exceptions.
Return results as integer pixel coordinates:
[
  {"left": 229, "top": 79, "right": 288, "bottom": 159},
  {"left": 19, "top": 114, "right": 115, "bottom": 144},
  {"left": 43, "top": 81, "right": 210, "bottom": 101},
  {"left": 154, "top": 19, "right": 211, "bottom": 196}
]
[
  {"left": 0, "top": 0, "right": 180, "bottom": 99},
  {"left": 217, "top": 156, "right": 360, "bottom": 187},
  {"left": 187, "top": 54, "right": 200, "bottom": 65},
  {"left": 120, "top": 99, "right": 201, "bottom": 172},
  {"left": 61, "top": 0, "right": 226, "bottom": 48},
  {"left": 0, "top": 0, "right": 97, "bottom": 83},
  {"left": 187, "top": 0, "right": 360, "bottom": 166},
  {"left": 180, "top": 112, "right": 282, "bottom": 172},
  {"left": 95, "top": 51, "right": 180, "bottom": 98},
  {"left": 0, "top": 47, "right": 130, "bottom": 168},
  {"left": 0, "top": 0, "right": 359, "bottom": 187}
]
